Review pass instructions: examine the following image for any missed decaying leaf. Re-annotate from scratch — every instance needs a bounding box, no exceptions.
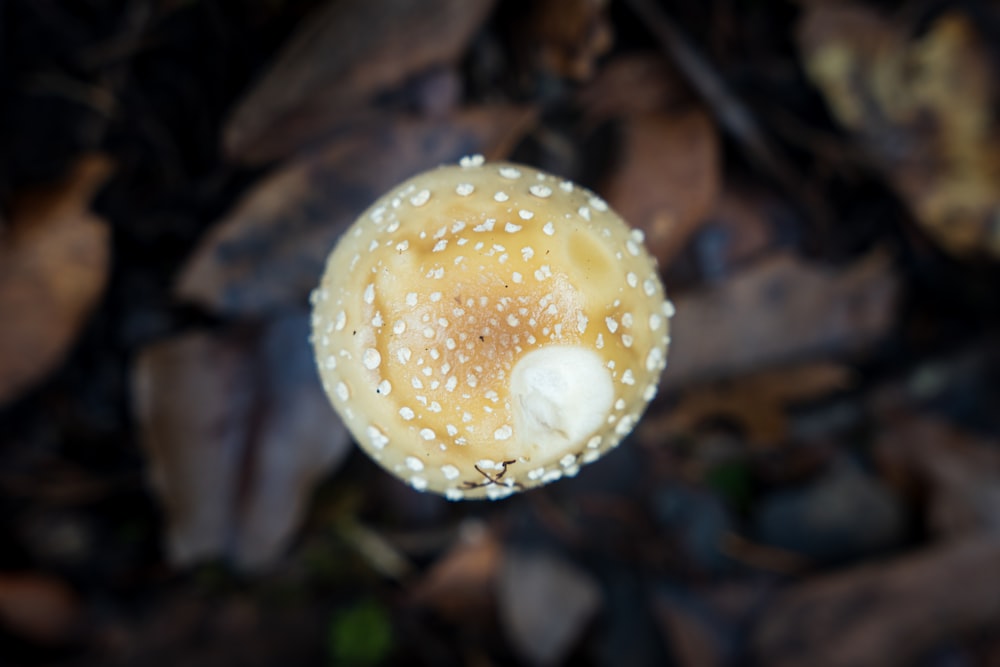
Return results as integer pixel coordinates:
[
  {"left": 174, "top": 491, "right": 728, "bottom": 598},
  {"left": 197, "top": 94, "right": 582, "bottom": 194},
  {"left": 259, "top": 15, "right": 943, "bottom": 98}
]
[
  {"left": 645, "top": 363, "right": 853, "bottom": 445},
  {"left": 662, "top": 250, "right": 898, "bottom": 389},
  {"left": 0, "top": 155, "right": 112, "bottom": 405},
  {"left": 0, "top": 573, "right": 80, "bottom": 644},
  {"left": 602, "top": 110, "right": 720, "bottom": 269},
  {"left": 752, "top": 537, "right": 1000, "bottom": 667},
  {"left": 499, "top": 549, "right": 602, "bottom": 666},
  {"left": 224, "top": 0, "right": 497, "bottom": 164},
  {"left": 133, "top": 314, "right": 351, "bottom": 570},
  {"left": 799, "top": 5, "right": 1000, "bottom": 258},
  {"left": 178, "top": 107, "right": 537, "bottom": 317}
]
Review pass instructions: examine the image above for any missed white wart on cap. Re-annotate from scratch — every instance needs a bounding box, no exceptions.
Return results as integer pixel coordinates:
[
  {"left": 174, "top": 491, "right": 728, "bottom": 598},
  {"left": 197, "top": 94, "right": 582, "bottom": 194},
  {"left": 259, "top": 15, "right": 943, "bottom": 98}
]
[{"left": 311, "top": 157, "right": 672, "bottom": 500}]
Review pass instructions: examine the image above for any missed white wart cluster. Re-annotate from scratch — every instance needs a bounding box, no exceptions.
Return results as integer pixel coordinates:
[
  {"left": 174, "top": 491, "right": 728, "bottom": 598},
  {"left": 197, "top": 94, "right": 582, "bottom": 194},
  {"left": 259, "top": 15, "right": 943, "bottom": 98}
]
[{"left": 310, "top": 157, "right": 672, "bottom": 500}]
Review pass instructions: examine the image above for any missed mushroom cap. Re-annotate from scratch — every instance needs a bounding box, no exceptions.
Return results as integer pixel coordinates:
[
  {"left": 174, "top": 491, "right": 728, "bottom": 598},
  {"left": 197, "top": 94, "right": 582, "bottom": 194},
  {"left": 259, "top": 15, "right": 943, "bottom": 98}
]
[{"left": 311, "top": 157, "right": 672, "bottom": 500}]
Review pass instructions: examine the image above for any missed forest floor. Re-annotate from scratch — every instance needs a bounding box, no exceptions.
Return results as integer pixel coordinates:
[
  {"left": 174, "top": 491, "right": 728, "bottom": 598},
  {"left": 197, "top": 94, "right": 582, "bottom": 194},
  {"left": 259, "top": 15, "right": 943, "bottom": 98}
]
[{"left": 2, "top": 1, "right": 1000, "bottom": 665}]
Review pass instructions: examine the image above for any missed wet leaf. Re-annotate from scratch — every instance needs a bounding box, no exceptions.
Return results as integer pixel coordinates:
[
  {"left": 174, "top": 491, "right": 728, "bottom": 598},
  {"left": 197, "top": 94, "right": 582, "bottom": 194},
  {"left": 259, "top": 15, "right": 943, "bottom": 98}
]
[
  {"left": 499, "top": 549, "right": 601, "bottom": 666},
  {"left": 752, "top": 537, "right": 1000, "bottom": 667},
  {"left": 0, "top": 155, "right": 112, "bottom": 405},
  {"left": 178, "top": 107, "right": 537, "bottom": 317},
  {"left": 328, "top": 599, "right": 394, "bottom": 667},
  {"left": 0, "top": 573, "right": 80, "bottom": 644},
  {"left": 224, "top": 0, "right": 497, "bottom": 164},
  {"left": 133, "top": 314, "right": 351, "bottom": 570},
  {"left": 662, "top": 251, "right": 898, "bottom": 389},
  {"left": 799, "top": 5, "right": 1000, "bottom": 258}
]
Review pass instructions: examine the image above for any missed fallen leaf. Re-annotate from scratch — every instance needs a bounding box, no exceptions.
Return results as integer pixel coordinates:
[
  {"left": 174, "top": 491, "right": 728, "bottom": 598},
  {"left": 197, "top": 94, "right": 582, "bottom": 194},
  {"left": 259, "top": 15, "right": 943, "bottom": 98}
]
[
  {"left": 498, "top": 548, "right": 602, "bottom": 666},
  {"left": 408, "top": 520, "right": 501, "bottom": 621},
  {"left": 662, "top": 250, "right": 898, "bottom": 389},
  {"left": 133, "top": 314, "right": 351, "bottom": 570},
  {"left": 576, "top": 53, "right": 690, "bottom": 125},
  {"left": 0, "top": 573, "right": 80, "bottom": 644},
  {"left": 602, "top": 110, "right": 721, "bottom": 269},
  {"left": 518, "top": 0, "right": 613, "bottom": 81},
  {"left": 752, "top": 537, "right": 1000, "bottom": 667},
  {"left": 0, "top": 155, "right": 112, "bottom": 405},
  {"left": 798, "top": 5, "right": 1000, "bottom": 258},
  {"left": 877, "top": 415, "right": 1000, "bottom": 539},
  {"left": 178, "top": 107, "right": 537, "bottom": 317},
  {"left": 646, "top": 363, "right": 853, "bottom": 445},
  {"left": 224, "top": 0, "right": 498, "bottom": 164}
]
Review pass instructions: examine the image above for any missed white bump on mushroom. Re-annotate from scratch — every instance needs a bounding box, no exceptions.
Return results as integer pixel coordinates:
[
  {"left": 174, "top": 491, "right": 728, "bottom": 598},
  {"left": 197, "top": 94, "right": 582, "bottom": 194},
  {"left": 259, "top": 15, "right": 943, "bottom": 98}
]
[
  {"left": 586, "top": 435, "right": 602, "bottom": 449},
  {"left": 543, "top": 222, "right": 555, "bottom": 236},
  {"left": 335, "top": 311, "right": 347, "bottom": 331},
  {"left": 377, "top": 379, "right": 392, "bottom": 395},
  {"left": 410, "top": 476, "right": 428, "bottom": 491},
  {"left": 605, "top": 316, "right": 619, "bottom": 333},
  {"left": 529, "top": 184, "right": 552, "bottom": 198},
  {"left": 646, "top": 347, "right": 664, "bottom": 372},
  {"left": 512, "top": 271, "right": 523, "bottom": 284},
  {"left": 459, "top": 154, "right": 484, "bottom": 167},
  {"left": 456, "top": 183, "right": 474, "bottom": 196},
  {"left": 518, "top": 209, "right": 534, "bottom": 220},
  {"left": 576, "top": 312, "right": 589, "bottom": 334},
  {"left": 442, "top": 465, "right": 460, "bottom": 480},
  {"left": 419, "top": 428, "right": 436, "bottom": 441},
  {"left": 663, "top": 300, "right": 677, "bottom": 318},
  {"left": 505, "top": 222, "right": 522, "bottom": 233},
  {"left": 410, "top": 189, "right": 431, "bottom": 207},
  {"left": 590, "top": 196, "right": 608, "bottom": 212},
  {"left": 445, "top": 488, "right": 465, "bottom": 500},
  {"left": 621, "top": 313, "right": 634, "bottom": 328},
  {"left": 494, "top": 191, "right": 509, "bottom": 202},
  {"left": 405, "top": 456, "right": 424, "bottom": 471},
  {"left": 372, "top": 312, "right": 384, "bottom": 327},
  {"left": 405, "top": 292, "right": 418, "bottom": 307},
  {"left": 622, "top": 334, "right": 634, "bottom": 348},
  {"left": 393, "top": 320, "right": 406, "bottom": 335},
  {"left": 473, "top": 219, "right": 495, "bottom": 232},
  {"left": 626, "top": 240, "right": 640, "bottom": 256},
  {"left": 367, "top": 425, "right": 389, "bottom": 450},
  {"left": 324, "top": 356, "right": 336, "bottom": 370},
  {"left": 649, "top": 314, "right": 663, "bottom": 331},
  {"left": 399, "top": 407, "right": 415, "bottom": 420},
  {"left": 643, "top": 278, "right": 657, "bottom": 297},
  {"left": 335, "top": 382, "right": 350, "bottom": 402},
  {"left": 626, "top": 272, "right": 638, "bottom": 288},
  {"left": 362, "top": 348, "right": 381, "bottom": 370},
  {"left": 578, "top": 206, "right": 591, "bottom": 221},
  {"left": 395, "top": 240, "right": 409, "bottom": 252},
  {"left": 622, "top": 369, "right": 636, "bottom": 385},
  {"left": 433, "top": 239, "right": 448, "bottom": 252},
  {"left": 397, "top": 347, "right": 412, "bottom": 364},
  {"left": 499, "top": 166, "right": 521, "bottom": 179},
  {"left": 521, "top": 247, "right": 534, "bottom": 261},
  {"left": 630, "top": 228, "right": 645, "bottom": 243},
  {"left": 494, "top": 425, "right": 513, "bottom": 441},
  {"left": 560, "top": 454, "right": 577, "bottom": 468}
]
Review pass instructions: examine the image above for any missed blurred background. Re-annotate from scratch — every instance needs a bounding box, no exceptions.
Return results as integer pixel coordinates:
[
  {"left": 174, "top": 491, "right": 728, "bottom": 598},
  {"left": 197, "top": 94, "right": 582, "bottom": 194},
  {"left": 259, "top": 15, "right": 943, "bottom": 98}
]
[{"left": 2, "top": 0, "right": 1000, "bottom": 665}]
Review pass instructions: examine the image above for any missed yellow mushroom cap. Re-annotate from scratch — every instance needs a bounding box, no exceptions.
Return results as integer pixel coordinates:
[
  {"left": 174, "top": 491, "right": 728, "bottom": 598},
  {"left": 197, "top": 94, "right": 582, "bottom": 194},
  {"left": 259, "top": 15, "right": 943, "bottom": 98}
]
[{"left": 310, "top": 156, "right": 672, "bottom": 500}]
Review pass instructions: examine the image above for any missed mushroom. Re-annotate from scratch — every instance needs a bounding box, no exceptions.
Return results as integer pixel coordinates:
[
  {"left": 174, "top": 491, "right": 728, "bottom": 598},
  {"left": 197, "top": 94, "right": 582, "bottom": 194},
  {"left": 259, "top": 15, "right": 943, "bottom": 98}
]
[{"left": 310, "top": 156, "right": 672, "bottom": 500}]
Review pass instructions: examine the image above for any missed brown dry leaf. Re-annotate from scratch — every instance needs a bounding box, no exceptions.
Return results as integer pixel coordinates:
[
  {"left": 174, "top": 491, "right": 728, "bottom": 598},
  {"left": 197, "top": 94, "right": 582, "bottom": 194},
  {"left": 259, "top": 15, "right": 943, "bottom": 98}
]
[
  {"left": 0, "top": 573, "right": 80, "bottom": 644},
  {"left": 0, "top": 155, "right": 112, "bottom": 405},
  {"left": 602, "top": 110, "right": 720, "bottom": 269},
  {"left": 133, "top": 315, "right": 351, "bottom": 570},
  {"left": 224, "top": 0, "right": 497, "bottom": 164},
  {"left": 799, "top": 5, "right": 1000, "bottom": 258},
  {"left": 877, "top": 415, "right": 1000, "bottom": 539},
  {"left": 576, "top": 53, "right": 690, "bottom": 125},
  {"left": 647, "top": 363, "right": 853, "bottom": 446},
  {"left": 519, "top": 0, "right": 613, "bottom": 81},
  {"left": 178, "top": 107, "right": 537, "bottom": 317},
  {"left": 662, "top": 250, "right": 898, "bottom": 389},
  {"left": 408, "top": 521, "right": 501, "bottom": 621},
  {"left": 498, "top": 549, "right": 602, "bottom": 666},
  {"left": 752, "top": 537, "right": 1000, "bottom": 667}
]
